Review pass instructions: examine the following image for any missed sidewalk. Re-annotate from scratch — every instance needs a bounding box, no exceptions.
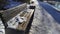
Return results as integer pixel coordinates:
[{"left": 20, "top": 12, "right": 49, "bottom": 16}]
[{"left": 29, "top": 0, "right": 60, "bottom": 34}]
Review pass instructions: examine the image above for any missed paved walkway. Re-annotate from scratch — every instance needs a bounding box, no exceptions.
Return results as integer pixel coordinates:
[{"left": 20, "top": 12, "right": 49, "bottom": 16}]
[{"left": 29, "top": 0, "right": 60, "bottom": 34}]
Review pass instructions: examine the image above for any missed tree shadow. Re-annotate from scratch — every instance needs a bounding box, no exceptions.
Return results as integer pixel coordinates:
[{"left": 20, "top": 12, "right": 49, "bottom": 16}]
[{"left": 39, "top": 2, "right": 60, "bottom": 24}]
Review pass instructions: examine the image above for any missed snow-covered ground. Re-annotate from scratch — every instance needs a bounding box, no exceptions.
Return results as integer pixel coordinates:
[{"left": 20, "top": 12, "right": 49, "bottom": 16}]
[
  {"left": 29, "top": 0, "right": 60, "bottom": 34},
  {"left": 0, "top": 18, "right": 5, "bottom": 34}
]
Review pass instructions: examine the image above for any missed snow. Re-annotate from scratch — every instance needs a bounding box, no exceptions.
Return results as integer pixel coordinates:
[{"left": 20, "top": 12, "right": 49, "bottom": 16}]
[{"left": 29, "top": 0, "right": 60, "bottom": 34}]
